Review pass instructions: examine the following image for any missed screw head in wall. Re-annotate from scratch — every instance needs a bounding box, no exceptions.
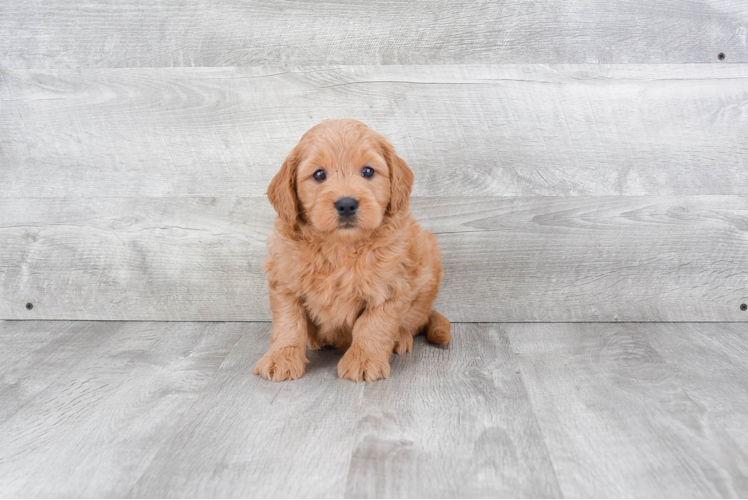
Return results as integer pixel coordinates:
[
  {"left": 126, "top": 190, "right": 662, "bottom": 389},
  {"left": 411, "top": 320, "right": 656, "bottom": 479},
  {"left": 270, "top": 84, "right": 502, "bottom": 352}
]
[
  {"left": 26, "top": 302, "right": 34, "bottom": 310},
  {"left": 741, "top": 303, "right": 747, "bottom": 311},
  {"left": 718, "top": 53, "right": 725, "bottom": 60}
]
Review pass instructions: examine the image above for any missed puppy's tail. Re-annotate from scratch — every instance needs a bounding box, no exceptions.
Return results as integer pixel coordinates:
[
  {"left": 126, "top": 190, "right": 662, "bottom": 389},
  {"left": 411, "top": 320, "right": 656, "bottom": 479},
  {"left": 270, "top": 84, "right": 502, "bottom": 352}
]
[{"left": 426, "top": 310, "right": 451, "bottom": 345}]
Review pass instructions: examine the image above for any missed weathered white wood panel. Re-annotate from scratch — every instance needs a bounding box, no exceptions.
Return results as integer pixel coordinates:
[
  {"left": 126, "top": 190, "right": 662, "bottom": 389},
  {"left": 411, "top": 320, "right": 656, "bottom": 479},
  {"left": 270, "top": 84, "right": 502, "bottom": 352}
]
[
  {"left": 506, "top": 323, "right": 748, "bottom": 497},
  {"left": 2, "top": 64, "right": 747, "bottom": 198},
  {"left": 2, "top": 196, "right": 746, "bottom": 321},
  {"left": 1, "top": 0, "right": 745, "bottom": 68},
  {"left": 1, "top": 197, "right": 273, "bottom": 321}
]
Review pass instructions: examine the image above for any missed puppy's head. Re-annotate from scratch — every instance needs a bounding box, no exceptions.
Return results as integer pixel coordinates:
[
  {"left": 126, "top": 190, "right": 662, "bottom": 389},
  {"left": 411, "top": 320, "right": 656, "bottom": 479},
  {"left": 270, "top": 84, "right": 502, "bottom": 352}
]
[{"left": 267, "top": 119, "right": 414, "bottom": 239}]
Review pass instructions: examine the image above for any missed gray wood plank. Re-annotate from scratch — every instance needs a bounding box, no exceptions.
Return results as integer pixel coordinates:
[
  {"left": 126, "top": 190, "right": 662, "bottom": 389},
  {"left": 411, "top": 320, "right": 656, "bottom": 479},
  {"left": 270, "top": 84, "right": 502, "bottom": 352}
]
[
  {"left": 506, "top": 323, "right": 748, "bottom": 498},
  {"left": 2, "top": 64, "right": 747, "bottom": 198},
  {"left": 0, "top": 321, "right": 244, "bottom": 498},
  {"left": 0, "top": 197, "right": 272, "bottom": 321},
  {"left": 432, "top": 195, "right": 748, "bottom": 322},
  {"left": 0, "top": 320, "right": 121, "bottom": 422},
  {"left": 0, "top": 0, "right": 745, "bottom": 67},
  {"left": 344, "top": 324, "right": 561, "bottom": 498},
  {"left": 644, "top": 323, "right": 748, "bottom": 476},
  {"left": 128, "top": 324, "right": 365, "bottom": 498},
  {"left": 2, "top": 195, "right": 746, "bottom": 322}
]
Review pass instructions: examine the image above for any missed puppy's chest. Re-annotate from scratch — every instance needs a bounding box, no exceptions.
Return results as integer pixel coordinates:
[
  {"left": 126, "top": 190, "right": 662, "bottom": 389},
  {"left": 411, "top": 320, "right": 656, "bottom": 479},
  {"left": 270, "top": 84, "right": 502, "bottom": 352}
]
[
  {"left": 293, "top": 254, "right": 389, "bottom": 328},
  {"left": 301, "top": 262, "right": 364, "bottom": 315}
]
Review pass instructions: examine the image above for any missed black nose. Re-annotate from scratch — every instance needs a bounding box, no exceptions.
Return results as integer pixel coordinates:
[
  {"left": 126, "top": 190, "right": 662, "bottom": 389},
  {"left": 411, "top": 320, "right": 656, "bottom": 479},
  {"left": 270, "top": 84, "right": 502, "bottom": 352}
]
[{"left": 335, "top": 197, "right": 359, "bottom": 216}]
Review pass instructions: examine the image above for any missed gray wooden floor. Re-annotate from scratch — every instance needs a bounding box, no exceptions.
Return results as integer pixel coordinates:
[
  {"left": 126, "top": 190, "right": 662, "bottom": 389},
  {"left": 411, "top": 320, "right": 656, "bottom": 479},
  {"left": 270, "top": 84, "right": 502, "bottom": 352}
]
[{"left": 1, "top": 320, "right": 747, "bottom": 498}]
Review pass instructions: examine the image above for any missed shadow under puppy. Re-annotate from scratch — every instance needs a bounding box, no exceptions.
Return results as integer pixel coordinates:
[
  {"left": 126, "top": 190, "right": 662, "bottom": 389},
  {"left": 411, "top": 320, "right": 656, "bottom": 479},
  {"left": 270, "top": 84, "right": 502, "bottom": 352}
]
[{"left": 254, "top": 119, "right": 450, "bottom": 382}]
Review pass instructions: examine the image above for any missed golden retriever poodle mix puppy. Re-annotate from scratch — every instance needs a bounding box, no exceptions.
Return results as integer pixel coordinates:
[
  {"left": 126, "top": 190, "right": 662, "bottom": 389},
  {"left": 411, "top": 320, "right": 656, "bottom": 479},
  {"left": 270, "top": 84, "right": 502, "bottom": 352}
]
[{"left": 254, "top": 119, "right": 451, "bottom": 382}]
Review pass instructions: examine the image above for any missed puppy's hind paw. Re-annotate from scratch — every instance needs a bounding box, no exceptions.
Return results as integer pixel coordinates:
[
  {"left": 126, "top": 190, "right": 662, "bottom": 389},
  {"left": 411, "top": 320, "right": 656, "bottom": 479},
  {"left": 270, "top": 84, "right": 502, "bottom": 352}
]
[
  {"left": 426, "top": 310, "right": 451, "bottom": 345},
  {"left": 253, "top": 346, "right": 308, "bottom": 382},
  {"left": 338, "top": 347, "right": 391, "bottom": 382}
]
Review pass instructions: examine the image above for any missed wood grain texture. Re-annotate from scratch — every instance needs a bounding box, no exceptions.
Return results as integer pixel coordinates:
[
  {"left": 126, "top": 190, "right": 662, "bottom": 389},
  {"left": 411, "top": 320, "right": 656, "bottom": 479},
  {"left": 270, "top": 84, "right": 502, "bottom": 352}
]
[
  {"left": 644, "top": 323, "right": 748, "bottom": 479},
  {"left": 344, "top": 323, "right": 561, "bottom": 498},
  {"left": 2, "top": 321, "right": 748, "bottom": 497},
  {"left": 0, "top": 321, "right": 245, "bottom": 498},
  {"left": 0, "top": 0, "right": 746, "bottom": 68},
  {"left": 128, "top": 323, "right": 365, "bottom": 498},
  {"left": 0, "top": 321, "right": 119, "bottom": 422},
  {"left": 2, "top": 64, "right": 748, "bottom": 198},
  {"left": 2, "top": 195, "right": 746, "bottom": 322},
  {"left": 506, "top": 322, "right": 748, "bottom": 498},
  {"left": 0, "top": 322, "right": 561, "bottom": 497},
  {"left": 0, "top": 197, "right": 273, "bottom": 321}
]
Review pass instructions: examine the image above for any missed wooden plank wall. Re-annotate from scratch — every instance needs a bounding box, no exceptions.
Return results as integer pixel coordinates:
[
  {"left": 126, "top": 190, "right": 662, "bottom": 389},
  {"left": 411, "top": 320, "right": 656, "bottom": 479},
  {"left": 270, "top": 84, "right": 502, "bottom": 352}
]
[
  {"left": 1, "top": 1, "right": 747, "bottom": 66},
  {"left": 1, "top": 1, "right": 747, "bottom": 321}
]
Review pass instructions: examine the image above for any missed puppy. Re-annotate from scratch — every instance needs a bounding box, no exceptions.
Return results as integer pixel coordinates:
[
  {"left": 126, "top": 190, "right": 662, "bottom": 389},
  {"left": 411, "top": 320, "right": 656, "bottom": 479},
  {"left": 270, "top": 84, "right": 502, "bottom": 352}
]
[{"left": 253, "top": 119, "right": 450, "bottom": 382}]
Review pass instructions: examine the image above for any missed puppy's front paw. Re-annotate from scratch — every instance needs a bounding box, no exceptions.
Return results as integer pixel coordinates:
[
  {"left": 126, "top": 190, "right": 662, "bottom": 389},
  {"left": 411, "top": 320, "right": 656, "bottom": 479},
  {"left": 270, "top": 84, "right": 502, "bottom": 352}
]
[
  {"left": 253, "top": 346, "right": 308, "bottom": 382},
  {"left": 337, "top": 347, "right": 391, "bottom": 382}
]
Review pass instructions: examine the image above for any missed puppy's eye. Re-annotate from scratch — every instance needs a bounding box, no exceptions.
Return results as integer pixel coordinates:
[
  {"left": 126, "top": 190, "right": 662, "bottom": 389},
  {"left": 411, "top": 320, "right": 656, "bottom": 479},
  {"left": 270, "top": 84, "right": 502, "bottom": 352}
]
[
  {"left": 362, "top": 166, "right": 375, "bottom": 178},
  {"left": 313, "top": 169, "right": 326, "bottom": 182}
]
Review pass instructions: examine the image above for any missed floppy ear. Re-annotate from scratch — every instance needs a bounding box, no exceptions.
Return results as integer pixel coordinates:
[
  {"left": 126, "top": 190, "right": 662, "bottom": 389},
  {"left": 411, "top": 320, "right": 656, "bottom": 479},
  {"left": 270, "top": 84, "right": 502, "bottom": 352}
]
[
  {"left": 381, "top": 138, "right": 414, "bottom": 216},
  {"left": 267, "top": 148, "right": 300, "bottom": 226}
]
